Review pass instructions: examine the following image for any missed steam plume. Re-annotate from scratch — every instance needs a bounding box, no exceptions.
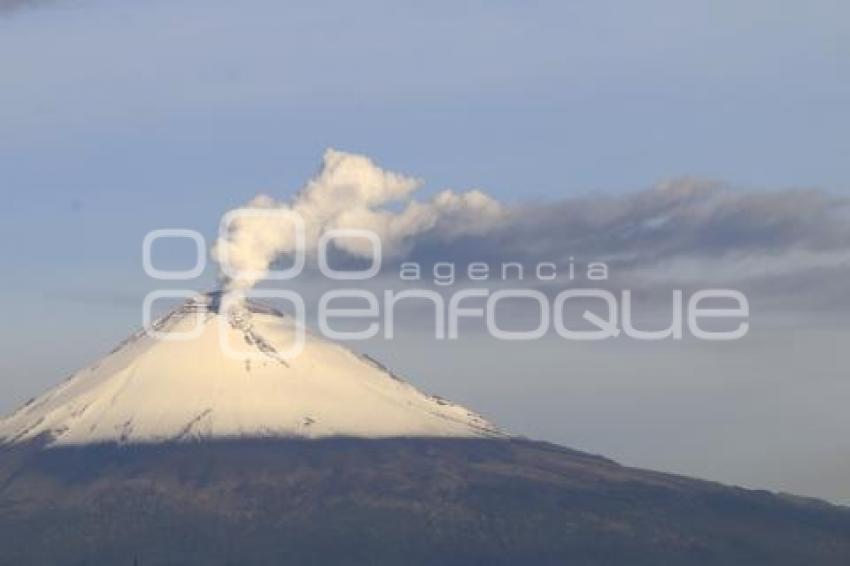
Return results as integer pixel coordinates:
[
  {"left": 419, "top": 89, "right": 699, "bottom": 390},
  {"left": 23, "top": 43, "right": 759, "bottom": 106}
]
[{"left": 212, "top": 149, "right": 504, "bottom": 291}]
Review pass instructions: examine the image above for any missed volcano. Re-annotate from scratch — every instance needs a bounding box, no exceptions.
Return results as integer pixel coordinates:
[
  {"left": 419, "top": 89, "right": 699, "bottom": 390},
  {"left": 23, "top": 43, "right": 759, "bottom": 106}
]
[
  {"left": 0, "top": 292, "right": 498, "bottom": 445},
  {"left": 0, "top": 293, "right": 849, "bottom": 565}
]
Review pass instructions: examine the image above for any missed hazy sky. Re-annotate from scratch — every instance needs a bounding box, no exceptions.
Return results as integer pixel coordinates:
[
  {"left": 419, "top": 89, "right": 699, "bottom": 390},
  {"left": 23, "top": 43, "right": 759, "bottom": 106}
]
[{"left": 2, "top": 1, "right": 850, "bottom": 503}]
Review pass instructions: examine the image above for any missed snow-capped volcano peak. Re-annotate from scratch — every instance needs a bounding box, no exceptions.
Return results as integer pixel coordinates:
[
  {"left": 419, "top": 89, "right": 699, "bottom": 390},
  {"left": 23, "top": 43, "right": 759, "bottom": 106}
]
[{"left": 0, "top": 292, "right": 500, "bottom": 446}]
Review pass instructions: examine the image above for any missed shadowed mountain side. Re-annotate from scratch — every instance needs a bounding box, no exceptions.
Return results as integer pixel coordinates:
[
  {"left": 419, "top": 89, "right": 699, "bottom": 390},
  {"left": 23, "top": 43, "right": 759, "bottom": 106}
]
[{"left": 0, "top": 437, "right": 848, "bottom": 565}]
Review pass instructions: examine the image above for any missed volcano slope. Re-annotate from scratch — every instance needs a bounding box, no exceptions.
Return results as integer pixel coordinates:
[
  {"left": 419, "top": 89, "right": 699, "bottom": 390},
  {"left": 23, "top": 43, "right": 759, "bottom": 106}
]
[
  {"left": 0, "top": 294, "right": 848, "bottom": 564},
  {"left": 1, "top": 436, "right": 850, "bottom": 565}
]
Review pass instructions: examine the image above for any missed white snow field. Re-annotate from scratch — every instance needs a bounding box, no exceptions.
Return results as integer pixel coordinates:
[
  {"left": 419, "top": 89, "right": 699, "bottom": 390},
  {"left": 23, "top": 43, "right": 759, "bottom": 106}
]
[{"left": 0, "top": 293, "right": 500, "bottom": 446}]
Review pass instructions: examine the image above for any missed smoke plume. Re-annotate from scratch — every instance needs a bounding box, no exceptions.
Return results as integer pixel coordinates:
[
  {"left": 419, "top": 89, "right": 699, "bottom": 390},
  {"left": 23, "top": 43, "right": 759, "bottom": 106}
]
[{"left": 212, "top": 149, "right": 505, "bottom": 291}]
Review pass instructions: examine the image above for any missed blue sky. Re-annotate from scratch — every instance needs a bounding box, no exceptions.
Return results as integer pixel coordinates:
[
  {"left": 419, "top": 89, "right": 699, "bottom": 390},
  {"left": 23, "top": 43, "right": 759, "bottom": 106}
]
[
  {"left": 2, "top": 0, "right": 850, "bottom": 501},
  {"left": 2, "top": 0, "right": 848, "bottom": 312}
]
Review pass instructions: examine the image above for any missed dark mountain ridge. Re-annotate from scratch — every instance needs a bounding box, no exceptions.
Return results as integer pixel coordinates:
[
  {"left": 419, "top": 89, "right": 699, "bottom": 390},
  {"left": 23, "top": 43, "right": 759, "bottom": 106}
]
[{"left": 1, "top": 436, "right": 848, "bottom": 565}]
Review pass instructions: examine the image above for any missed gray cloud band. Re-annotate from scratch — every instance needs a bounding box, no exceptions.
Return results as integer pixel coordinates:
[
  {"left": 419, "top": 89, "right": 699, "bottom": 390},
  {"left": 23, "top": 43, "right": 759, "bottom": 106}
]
[
  {"left": 211, "top": 150, "right": 849, "bottom": 314},
  {"left": 143, "top": 150, "right": 850, "bottom": 352}
]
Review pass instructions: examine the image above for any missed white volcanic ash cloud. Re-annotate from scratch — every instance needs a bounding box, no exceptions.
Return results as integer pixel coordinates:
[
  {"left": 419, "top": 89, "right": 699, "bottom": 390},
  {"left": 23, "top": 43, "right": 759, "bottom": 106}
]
[
  {"left": 212, "top": 149, "right": 505, "bottom": 291},
  {"left": 212, "top": 149, "right": 850, "bottom": 311}
]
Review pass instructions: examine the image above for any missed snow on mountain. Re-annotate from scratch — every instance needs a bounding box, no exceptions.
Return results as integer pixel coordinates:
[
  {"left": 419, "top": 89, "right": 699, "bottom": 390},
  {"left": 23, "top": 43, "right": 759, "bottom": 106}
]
[{"left": 0, "top": 293, "right": 500, "bottom": 446}]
